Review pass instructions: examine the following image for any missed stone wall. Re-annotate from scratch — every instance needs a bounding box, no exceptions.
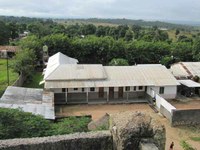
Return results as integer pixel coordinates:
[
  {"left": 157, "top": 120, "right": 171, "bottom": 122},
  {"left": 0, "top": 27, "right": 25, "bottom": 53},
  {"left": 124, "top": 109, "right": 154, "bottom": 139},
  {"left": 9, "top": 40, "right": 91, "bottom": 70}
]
[
  {"left": 0, "top": 112, "right": 166, "bottom": 150},
  {"left": 171, "top": 109, "right": 200, "bottom": 126},
  {"left": 110, "top": 111, "right": 166, "bottom": 150},
  {"left": 0, "top": 131, "right": 112, "bottom": 150},
  {"left": 12, "top": 73, "right": 26, "bottom": 87}
]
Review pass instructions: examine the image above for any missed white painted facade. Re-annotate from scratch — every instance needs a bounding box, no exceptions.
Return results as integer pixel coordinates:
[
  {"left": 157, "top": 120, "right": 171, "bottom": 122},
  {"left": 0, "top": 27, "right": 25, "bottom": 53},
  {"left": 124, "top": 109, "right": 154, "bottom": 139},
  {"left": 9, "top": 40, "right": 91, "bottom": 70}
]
[{"left": 147, "top": 86, "right": 177, "bottom": 99}]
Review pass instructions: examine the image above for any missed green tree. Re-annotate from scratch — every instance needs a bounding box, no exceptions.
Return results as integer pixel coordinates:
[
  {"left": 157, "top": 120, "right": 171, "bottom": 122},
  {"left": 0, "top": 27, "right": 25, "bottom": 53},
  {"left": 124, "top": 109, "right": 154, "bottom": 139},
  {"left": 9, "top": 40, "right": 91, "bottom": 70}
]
[
  {"left": 125, "top": 29, "right": 133, "bottom": 41},
  {"left": 175, "top": 29, "right": 180, "bottom": 36},
  {"left": 19, "top": 35, "right": 43, "bottom": 61},
  {"left": 0, "top": 21, "right": 10, "bottom": 45},
  {"left": 96, "top": 25, "right": 107, "bottom": 37},
  {"left": 131, "top": 25, "right": 142, "bottom": 39},
  {"left": 80, "top": 24, "right": 96, "bottom": 35},
  {"left": 193, "top": 37, "right": 200, "bottom": 61},
  {"left": 109, "top": 58, "right": 129, "bottom": 66},
  {"left": 160, "top": 56, "right": 174, "bottom": 68},
  {"left": 11, "top": 48, "right": 36, "bottom": 77},
  {"left": 171, "top": 42, "right": 193, "bottom": 61},
  {"left": 42, "top": 34, "right": 71, "bottom": 56},
  {"left": 7, "top": 22, "right": 19, "bottom": 39}
]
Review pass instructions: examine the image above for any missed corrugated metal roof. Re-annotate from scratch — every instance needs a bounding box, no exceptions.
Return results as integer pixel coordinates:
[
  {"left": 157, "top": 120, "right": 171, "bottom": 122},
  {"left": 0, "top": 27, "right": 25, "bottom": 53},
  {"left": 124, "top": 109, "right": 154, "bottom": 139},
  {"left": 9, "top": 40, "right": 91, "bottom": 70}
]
[
  {"left": 170, "top": 62, "right": 200, "bottom": 77},
  {"left": 170, "top": 63, "right": 189, "bottom": 77},
  {"left": 0, "top": 86, "right": 55, "bottom": 119},
  {"left": 45, "top": 64, "right": 107, "bottom": 80},
  {"left": 45, "top": 65, "right": 179, "bottom": 88},
  {"left": 44, "top": 52, "right": 78, "bottom": 79},
  {"left": 179, "top": 79, "right": 200, "bottom": 87}
]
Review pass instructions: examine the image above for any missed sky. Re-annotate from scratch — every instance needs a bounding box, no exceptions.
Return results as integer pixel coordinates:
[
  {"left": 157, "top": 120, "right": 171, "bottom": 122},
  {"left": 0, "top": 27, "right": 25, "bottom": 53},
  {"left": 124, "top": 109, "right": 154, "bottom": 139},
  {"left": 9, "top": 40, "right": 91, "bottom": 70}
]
[{"left": 0, "top": 0, "right": 200, "bottom": 22}]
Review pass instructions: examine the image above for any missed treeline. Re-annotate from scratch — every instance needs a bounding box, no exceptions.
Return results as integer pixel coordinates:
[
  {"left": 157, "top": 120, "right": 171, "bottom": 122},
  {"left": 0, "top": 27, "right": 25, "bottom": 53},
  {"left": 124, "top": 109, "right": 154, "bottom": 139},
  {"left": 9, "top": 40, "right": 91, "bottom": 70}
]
[
  {"left": 18, "top": 34, "right": 199, "bottom": 68},
  {"left": 1, "top": 16, "right": 199, "bottom": 78}
]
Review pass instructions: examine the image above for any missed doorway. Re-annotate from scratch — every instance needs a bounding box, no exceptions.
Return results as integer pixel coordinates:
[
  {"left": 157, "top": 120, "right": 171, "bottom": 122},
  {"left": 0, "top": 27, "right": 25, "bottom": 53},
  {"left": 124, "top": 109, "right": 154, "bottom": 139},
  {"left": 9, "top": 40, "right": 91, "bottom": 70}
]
[
  {"left": 99, "top": 87, "right": 104, "bottom": 98},
  {"left": 109, "top": 87, "right": 114, "bottom": 99},
  {"left": 118, "top": 87, "right": 123, "bottom": 98}
]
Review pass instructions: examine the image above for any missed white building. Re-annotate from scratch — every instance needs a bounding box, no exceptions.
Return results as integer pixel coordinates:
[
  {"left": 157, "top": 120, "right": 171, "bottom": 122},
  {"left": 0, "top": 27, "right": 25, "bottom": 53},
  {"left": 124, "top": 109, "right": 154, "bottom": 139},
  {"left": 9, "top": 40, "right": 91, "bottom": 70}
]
[{"left": 43, "top": 52, "right": 179, "bottom": 104}]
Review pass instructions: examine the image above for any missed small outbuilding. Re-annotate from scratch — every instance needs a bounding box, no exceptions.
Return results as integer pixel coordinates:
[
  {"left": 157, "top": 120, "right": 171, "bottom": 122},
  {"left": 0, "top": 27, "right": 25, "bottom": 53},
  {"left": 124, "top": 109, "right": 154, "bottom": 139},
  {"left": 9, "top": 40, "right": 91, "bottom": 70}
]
[{"left": 0, "top": 46, "right": 19, "bottom": 58}]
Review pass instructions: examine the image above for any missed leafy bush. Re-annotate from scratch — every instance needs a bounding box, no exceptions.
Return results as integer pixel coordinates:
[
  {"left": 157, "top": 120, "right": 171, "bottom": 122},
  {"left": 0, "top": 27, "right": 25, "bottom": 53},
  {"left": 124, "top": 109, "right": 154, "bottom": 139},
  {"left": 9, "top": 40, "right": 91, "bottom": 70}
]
[
  {"left": 0, "top": 108, "right": 51, "bottom": 139},
  {"left": 0, "top": 108, "right": 91, "bottom": 139},
  {"left": 52, "top": 117, "right": 91, "bottom": 135}
]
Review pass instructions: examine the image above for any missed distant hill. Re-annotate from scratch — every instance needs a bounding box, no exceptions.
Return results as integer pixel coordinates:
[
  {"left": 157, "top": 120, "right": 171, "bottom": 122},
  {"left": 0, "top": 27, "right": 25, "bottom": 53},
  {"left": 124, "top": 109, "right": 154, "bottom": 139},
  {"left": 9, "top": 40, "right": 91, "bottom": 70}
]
[
  {"left": 57, "top": 18, "right": 197, "bottom": 31},
  {"left": 0, "top": 16, "right": 198, "bottom": 31},
  {"left": 0, "top": 16, "right": 46, "bottom": 24}
]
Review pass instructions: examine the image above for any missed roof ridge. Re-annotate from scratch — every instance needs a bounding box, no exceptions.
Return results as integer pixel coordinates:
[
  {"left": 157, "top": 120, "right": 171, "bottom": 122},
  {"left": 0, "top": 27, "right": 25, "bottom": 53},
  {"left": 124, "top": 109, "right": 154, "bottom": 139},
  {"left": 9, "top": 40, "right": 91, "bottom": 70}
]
[{"left": 44, "top": 64, "right": 60, "bottom": 80}]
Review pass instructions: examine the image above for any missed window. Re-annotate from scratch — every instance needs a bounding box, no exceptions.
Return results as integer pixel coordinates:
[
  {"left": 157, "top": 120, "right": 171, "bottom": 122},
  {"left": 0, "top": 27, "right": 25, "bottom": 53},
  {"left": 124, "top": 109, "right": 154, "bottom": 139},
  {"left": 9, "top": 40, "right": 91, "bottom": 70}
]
[
  {"left": 82, "top": 88, "right": 85, "bottom": 92},
  {"left": 74, "top": 88, "right": 78, "bottom": 91},
  {"left": 90, "top": 87, "right": 95, "bottom": 92},
  {"left": 134, "top": 86, "right": 136, "bottom": 91},
  {"left": 159, "top": 87, "right": 165, "bottom": 94},
  {"left": 125, "top": 86, "right": 130, "bottom": 91},
  {"left": 139, "top": 86, "right": 143, "bottom": 90},
  {"left": 62, "top": 88, "right": 66, "bottom": 92}
]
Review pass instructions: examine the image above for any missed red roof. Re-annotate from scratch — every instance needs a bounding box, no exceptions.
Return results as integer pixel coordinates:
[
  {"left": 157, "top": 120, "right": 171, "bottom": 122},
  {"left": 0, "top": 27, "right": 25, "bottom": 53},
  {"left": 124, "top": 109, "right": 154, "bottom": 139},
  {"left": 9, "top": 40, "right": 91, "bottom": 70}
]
[{"left": 0, "top": 46, "right": 19, "bottom": 52}]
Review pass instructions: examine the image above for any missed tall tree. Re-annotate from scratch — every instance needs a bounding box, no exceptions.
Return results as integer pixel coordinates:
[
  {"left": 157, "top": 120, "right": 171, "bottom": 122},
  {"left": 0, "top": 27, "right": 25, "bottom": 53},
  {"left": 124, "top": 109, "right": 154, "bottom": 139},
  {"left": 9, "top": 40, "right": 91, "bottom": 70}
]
[
  {"left": 11, "top": 48, "right": 36, "bottom": 77},
  {"left": 0, "top": 21, "right": 10, "bottom": 45}
]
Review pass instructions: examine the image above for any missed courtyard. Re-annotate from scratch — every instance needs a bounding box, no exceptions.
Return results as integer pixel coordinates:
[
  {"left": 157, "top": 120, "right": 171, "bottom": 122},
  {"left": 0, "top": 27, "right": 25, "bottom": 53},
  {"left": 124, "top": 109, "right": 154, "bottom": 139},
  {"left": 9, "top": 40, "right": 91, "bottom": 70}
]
[{"left": 56, "top": 103, "right": 200, "bottom": 150}]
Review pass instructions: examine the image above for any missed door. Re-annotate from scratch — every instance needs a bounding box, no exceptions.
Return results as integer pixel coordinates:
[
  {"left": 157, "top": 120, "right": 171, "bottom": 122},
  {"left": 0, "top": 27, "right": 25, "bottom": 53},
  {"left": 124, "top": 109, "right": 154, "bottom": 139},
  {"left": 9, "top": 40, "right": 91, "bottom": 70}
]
[
  {"left": 99, "top": 87, "right": 104, "bottom": 98},
  {"left": 118, "top": 87, "right": 123, "bottom": 98},
  {"left": 109, "top": 87, "right": 114, "bottom": 99}
]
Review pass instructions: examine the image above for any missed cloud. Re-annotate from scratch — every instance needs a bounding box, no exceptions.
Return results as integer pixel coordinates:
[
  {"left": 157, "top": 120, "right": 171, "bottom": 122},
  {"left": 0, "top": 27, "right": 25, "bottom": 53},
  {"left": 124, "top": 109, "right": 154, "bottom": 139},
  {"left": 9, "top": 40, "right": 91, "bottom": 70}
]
[{"left": 0, "top": 0, "right": 199, "bottom": 22}]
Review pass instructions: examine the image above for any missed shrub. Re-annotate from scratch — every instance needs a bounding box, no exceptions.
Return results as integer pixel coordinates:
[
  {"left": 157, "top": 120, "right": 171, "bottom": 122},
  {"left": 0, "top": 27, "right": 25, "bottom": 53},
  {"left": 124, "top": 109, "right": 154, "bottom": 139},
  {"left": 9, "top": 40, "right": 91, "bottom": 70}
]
[
  {"left": 52, "top": 117, "right": 91, "bottom": 135},
  {"left": 0, "top": 108, "right": 51, "bottom": 139},
  {"left": 0, "top": 108, "right": 91, "bottom": 139}
]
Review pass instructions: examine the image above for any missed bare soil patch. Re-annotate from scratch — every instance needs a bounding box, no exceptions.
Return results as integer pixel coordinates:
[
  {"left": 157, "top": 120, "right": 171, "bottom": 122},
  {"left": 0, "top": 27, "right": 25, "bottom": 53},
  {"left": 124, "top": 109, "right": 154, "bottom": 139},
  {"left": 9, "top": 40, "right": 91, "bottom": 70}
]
[{"left": 168, "top": 99, "right": 200, "bottom": 110}]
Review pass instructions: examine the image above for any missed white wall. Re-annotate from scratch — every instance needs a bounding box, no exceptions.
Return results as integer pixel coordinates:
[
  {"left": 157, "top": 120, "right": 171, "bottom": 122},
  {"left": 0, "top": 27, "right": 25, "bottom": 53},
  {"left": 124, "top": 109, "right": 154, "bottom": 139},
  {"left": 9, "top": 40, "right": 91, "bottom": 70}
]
[
  {"left": 147, "top": 86, "right": 177, "bottom": 99},
  {"left": 155, "top": 94, "right": 176, "bottom": 113}
]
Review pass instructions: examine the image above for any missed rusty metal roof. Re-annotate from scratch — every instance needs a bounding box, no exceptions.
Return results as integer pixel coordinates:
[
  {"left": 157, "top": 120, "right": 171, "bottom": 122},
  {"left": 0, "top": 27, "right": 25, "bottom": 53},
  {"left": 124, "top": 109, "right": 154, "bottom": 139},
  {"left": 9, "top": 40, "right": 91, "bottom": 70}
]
[
  {"left": 0, "top": 46, "right": 19, "bottom": 52},
  {"left": 171, "top": 62, "right": 200, "bottom": 78}
]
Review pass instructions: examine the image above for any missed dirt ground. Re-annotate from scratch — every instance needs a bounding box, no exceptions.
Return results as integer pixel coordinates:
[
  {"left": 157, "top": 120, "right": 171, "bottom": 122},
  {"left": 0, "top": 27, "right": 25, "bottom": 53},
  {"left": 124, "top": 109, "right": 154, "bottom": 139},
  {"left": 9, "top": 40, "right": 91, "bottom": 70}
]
[
  {"left": 56, "top": 104, "right": 200, "bottom": 150},
  {"left": 168, "top": 98, "right": 200, "bottom": 110}
]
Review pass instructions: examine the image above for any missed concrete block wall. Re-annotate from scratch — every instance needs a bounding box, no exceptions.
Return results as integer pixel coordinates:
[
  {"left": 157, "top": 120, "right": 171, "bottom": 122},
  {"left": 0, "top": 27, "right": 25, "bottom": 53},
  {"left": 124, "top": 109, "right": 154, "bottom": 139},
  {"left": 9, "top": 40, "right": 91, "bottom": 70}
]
[{"left": 171, "top": 109, "right": 200, "bottom": 126}]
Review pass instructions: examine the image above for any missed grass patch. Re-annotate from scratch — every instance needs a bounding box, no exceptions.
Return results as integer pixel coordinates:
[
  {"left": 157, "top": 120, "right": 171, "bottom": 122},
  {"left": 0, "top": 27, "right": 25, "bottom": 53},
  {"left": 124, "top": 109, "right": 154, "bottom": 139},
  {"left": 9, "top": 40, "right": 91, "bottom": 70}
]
[
  {"left": 180, "top": 140, "right": 196, "bottom": 150},
  {"left": 0, "top": 59, "right": 18, "bottom": 96},
  {"left": 190, "top": 137, "right": 200, "bottom": 142},
  {"left": 23, "top": 72, "right": 44, "bottom": 88}
]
